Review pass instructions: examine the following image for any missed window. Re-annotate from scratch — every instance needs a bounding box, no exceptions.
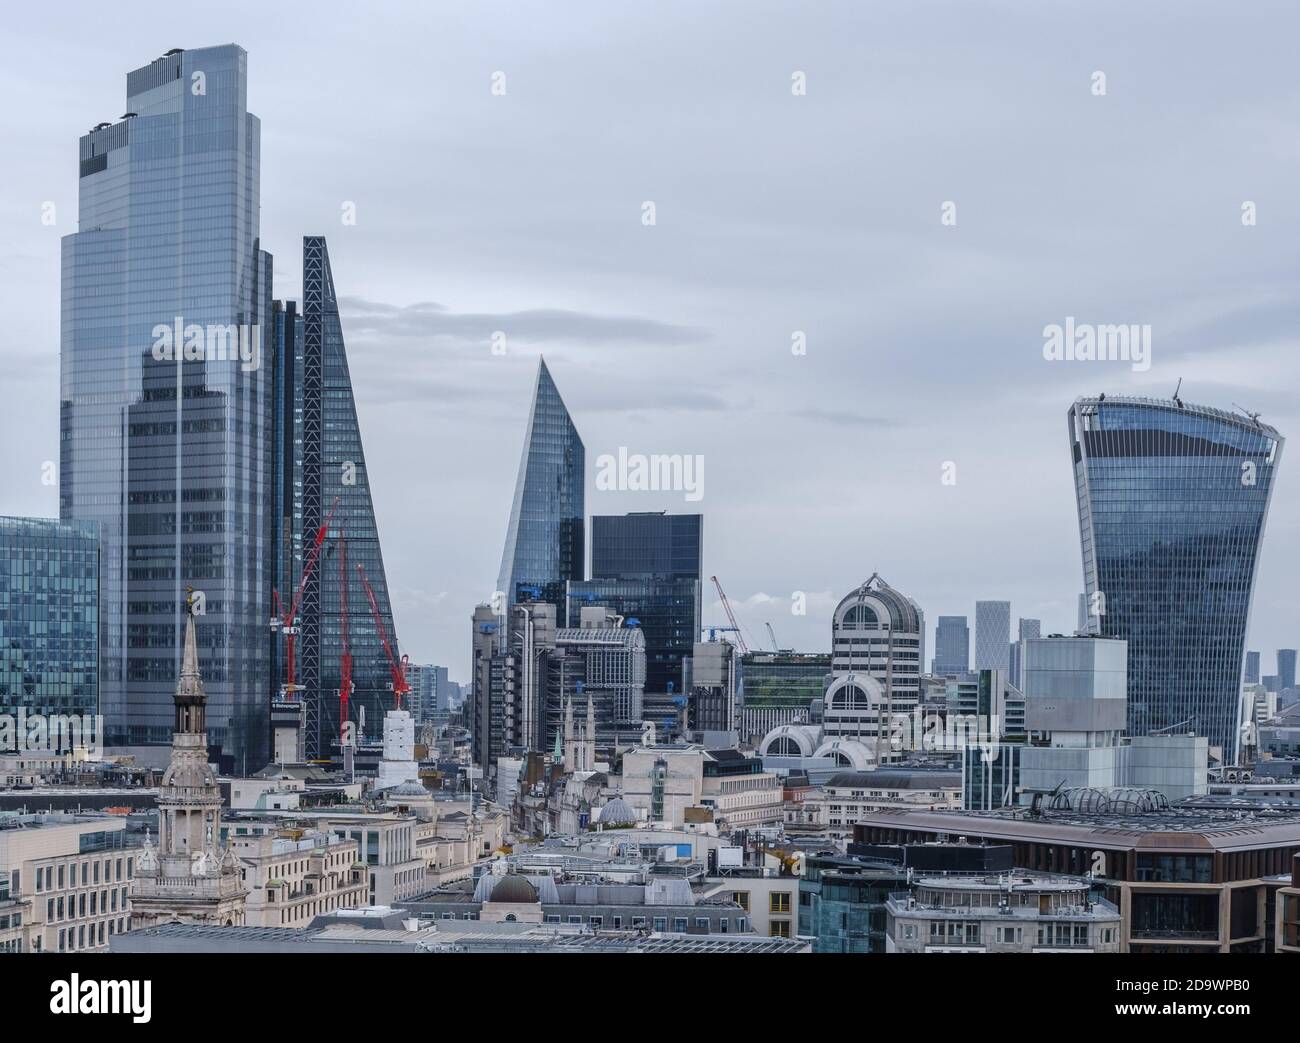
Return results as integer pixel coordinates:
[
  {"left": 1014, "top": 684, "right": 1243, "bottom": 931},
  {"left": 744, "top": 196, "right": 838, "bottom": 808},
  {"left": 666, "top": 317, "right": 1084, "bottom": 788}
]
[
  {"left": 674, "top": 917, "right": 687, "bottom": 933},
  {"left": 653, "top": 917, "right": 668, "bottom": 932},
  {"left": 732, "top": 891, "right": 750, "bottom": 911},
  {"left": 769, "top": 920, "right": 791, "bottom": 938},
  {"left": 770, "top": 892, "right": 792, "bottom": 914}
]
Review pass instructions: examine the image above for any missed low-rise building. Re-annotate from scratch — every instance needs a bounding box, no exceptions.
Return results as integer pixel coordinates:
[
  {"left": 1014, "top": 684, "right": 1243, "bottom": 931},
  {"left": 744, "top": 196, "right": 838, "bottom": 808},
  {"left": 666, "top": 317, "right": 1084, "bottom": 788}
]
[
  {"left": 886, "top": 871, "right": 1120, "bottom": 952},
  {"left": 231, "top": 829, "right": 369, "bottom": 928},
  {"left": 0, "top": 811, "right": 134, "bottom": 953},
  {"left": 855, "top": 794, "right": 1300, "bottom": 952}
]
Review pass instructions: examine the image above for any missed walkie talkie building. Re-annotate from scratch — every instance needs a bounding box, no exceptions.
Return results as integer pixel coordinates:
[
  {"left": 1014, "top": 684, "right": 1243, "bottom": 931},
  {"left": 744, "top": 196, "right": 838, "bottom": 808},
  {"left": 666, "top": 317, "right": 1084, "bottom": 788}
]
[{"left": 1068, "top": 396, "right": 1283, "bottom": 757}]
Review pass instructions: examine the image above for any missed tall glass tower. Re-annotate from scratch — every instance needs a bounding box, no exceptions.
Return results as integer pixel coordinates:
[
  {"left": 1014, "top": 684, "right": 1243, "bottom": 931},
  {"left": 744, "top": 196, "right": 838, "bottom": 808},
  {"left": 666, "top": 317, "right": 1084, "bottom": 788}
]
[
  {"left": 496, "top": 358, "right": 585, "bottom": 607},
  {"left": 931, "top": 615, "right": 969, "bottom": 675},
  {"left": 1069, "top": 396, "right": 1283, "bottom": 755},
  {"left": 291, "top": 236, "right": 402, "bottom": 758},
  {"left": 60, "top": 46, "right": 272, "bottom": 764}
]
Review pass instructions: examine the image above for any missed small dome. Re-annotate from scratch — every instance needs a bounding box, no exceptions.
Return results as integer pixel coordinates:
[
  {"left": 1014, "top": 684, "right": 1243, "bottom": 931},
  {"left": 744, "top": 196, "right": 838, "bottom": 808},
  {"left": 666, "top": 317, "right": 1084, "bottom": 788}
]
[
  {"left": 384, "top": 782, "right": 427, "bottom": 797},
  {"left": 490, "top": 874, "right": 539, "bottom": 904},
  {"left": 598, "top": 797, "right": 637, "bottom": 826}
]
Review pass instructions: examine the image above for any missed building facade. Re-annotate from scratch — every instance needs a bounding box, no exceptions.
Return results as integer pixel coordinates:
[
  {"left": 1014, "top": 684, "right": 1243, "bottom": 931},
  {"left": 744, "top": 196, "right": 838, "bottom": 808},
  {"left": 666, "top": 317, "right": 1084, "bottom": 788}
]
[
  {"left": 131, "top": 596, "right": 247, "bottom": 927},
  {"left": 931, "top": 615, "right": 969, "bottom": 676},
  {"left": 61, "top": 45, "right": 273, "bottom": 763},
  {"left": 974, "top": 601, "right": 1011, "bottom": 673},
  {"left": 1069, "top": 396, "right": 1284, "bottom": 757},
  {"left": 587, "top": 512, "right": 702, "bottom": 694},
  {"left": 0, "top": 812, "right": 133, "bottom": 953},
  {"left": 0, "top": 518, "right": 99, "bottom": 729},
  {"left": 496, "top": 358, "right": 584, "bottom": 610}
]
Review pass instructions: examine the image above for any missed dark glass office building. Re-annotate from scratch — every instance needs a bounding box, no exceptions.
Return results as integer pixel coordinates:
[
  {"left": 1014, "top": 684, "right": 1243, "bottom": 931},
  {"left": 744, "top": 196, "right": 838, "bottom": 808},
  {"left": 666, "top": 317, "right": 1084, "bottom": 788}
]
[
  {"left": 1069, "top": 396, "right": 1284, "bottom": 756},
  {"left": 567, "top": 578, "right": 698, "bottom": 695},
  {"left": 574, "top": 511, "right": 703, "bottom": 695},
  {"left": 931, "top": 615, "right": 969, "bottom": 675},
  {"left": 60, "top": 46, "right": 272, "bottom": 762},
  {"left": 278, "top": 237, "right": 402, "bottom": 758},
  {"left": 0, "top": 518, "right": 99, "bottom": 720},
  {"left": 496, "top": 359, "right": 585, "bottom": 608}
]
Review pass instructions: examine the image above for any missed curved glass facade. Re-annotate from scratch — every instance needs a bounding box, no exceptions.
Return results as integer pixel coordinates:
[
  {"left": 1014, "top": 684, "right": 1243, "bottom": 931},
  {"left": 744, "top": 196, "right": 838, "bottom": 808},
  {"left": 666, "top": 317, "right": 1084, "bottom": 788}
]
[{"left": 1069, "top": 396, "right": 1284, "bottom": 756}]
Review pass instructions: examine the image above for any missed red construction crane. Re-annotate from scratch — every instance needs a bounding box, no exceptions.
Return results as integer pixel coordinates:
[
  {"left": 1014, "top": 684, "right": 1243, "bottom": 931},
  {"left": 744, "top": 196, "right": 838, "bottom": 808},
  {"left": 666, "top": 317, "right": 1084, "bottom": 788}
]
[
  {"left": 710, "top": 575, "right": 750, "bottom": 654},
  {"left": 337, "top": 535, "right": 353, "bottom": 743},
  {"left": 270, "top": 496, "right": 340, "bottom": 700},
  {"left": 355, "top": 561, "right": 409, "bottom": 710}
]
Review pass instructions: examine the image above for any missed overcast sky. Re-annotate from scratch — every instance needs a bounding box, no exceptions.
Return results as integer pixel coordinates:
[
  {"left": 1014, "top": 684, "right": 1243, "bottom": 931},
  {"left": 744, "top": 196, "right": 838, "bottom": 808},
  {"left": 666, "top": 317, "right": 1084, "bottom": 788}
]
[{"left": 3, "top": 1, "right": 1297, "bottom": 682}]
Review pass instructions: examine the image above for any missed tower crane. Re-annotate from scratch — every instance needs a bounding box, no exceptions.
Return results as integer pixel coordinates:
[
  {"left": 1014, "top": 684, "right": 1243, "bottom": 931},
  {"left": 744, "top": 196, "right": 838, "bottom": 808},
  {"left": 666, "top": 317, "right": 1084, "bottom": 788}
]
[
  {"left": 270, "top": 495, "right": 340, "bottom": 701},
  {"left": 356, "top": 561, "right": 410, "bottom": 710},
  {"left": 710, "top": 575, "right": 750, "bottom": 654}
]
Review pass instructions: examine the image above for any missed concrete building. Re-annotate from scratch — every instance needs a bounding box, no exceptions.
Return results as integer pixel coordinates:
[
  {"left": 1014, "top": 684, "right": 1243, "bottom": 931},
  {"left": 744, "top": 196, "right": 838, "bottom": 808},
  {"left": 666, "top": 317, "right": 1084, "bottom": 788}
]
[
  {"left": 619, "top": 745, "right": 782, "bottom": 830},
  {"left": 827, "top": 575, "right": 924, "bottom": 764},
  {"left": 402, "top": 858, "right": 754, "bottom": 937},
  {"left": 1017, "top": 636, "right": 1208, "bottom": 802},
  {"left": 232, "top": 829, "right": 369, "bottom": 928},
  {"left": 0, "top": 812, "right": 133, "bottom": 952},
  {"left": 111, "top": 911, "right": 809, "bottom": 954},
  {"left": 807, "top": 769, "right": 962, "bottom": 835},
  {"left": 886, "top": 871, "right": 1121, "bottom": 952},
  {"left": 856, "top": 800, "right": 1300, "bottom": 952}
]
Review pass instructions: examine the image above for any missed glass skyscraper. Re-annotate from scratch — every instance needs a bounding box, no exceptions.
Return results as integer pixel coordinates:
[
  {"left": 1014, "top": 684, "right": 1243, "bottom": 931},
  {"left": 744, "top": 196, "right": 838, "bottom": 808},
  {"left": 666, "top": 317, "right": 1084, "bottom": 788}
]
[
  {"left": 496, "top": 358, "right": 585, "bottom": 607},
  {"left": 0, "top": 518, "right": 99, "bottom": 721},
  {"left": 579, "top": 512, "right": 703, "bottom": 694},
  {"left": 931, "top": 615, "right": 969, "bottom": 675},
  {"left": 61, "top": 46, "right": 272, "bottom": 763},
  {"left": 278, "top": 237, "right": 402, "bottom": 758},
  {"left": 1069, "top": 396, "right": 1284, "bottom": 755},
  {"left": 974, "top": 601, "right": 1011, "bottom": 673}
]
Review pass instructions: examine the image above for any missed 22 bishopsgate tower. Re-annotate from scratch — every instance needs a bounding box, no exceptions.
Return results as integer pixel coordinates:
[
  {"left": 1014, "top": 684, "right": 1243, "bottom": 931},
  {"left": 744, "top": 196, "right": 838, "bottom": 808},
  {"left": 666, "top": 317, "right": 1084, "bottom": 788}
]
[
  {"left": 1069, "top": 396, "right": 1284, "bottom": 757},
  {"left": 59, "top": 47, "right": 400, "bottom": 767},
  {"left": 61, "top": 46, "right": 272, "bottom": 764}
]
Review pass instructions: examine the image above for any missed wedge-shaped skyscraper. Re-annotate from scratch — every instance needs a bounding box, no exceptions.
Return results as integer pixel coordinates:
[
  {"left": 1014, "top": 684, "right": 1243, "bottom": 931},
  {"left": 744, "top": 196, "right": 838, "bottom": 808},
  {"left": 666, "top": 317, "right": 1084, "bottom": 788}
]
[
  {"left": 1069, "top": 396, "right": 1283, "bottom": 756},
  {"left": 277, "top": 237, "right": 402, "bottom": 759},
  {"left": 496, "top": 358, "right": 585, "bottom": 608}
]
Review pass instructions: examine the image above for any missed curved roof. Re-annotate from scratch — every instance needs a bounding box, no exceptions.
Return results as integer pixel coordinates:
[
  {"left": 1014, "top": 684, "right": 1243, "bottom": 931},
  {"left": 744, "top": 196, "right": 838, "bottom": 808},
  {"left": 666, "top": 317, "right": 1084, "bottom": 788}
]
[
  {"left": 758, "top": 724, "right": 821, "bottom": 758},
  {"left": 812, "top": 739, "right": 876, "bottom": 770},
  {"left": 833, "top": 573, "right": 920, "bottom": 633},
  {"left": 488, "top": 874, "right": 539, "bottom": 903},
  {"left": 597, "top": 797, "right": 637, "bottom": 826}
]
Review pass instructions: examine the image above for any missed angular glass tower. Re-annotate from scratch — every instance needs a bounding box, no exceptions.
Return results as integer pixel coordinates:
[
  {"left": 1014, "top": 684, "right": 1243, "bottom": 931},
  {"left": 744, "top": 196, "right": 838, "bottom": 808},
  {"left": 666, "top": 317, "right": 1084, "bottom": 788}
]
[
  {"left": 496, "top": 358, "right": 585, "bottom": 607},
  {"left": 286, "top": 237, "right": 402, "bottom": 758},
  {"left": 1069, "top": 396, "right": 1284, "bottom": 755},
  {"left": 60, "top": 46, "right": 272, "bottom": 763}
]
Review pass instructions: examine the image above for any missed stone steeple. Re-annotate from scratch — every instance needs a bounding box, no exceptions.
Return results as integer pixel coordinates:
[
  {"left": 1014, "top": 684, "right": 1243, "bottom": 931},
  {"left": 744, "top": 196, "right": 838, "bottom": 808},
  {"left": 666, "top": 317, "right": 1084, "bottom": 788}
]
[{"left": 130, "top": 591, "right": 247, "bottom": 928}]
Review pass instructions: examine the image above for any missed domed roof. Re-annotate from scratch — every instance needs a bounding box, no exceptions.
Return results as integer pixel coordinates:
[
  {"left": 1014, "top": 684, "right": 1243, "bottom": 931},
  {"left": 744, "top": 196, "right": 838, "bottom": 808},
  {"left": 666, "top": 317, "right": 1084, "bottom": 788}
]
[
  {"left": 833, "top": 573, "right": 920, "bottom": 633},
  {"left": 384, "top": 782, "right": 427, "bottom": 797},
  {"left": 598, "top": 797, "right": 637, "bottom": 826},
  {"left": 489, "top": 874, "right": 539, "bottom": 903}
]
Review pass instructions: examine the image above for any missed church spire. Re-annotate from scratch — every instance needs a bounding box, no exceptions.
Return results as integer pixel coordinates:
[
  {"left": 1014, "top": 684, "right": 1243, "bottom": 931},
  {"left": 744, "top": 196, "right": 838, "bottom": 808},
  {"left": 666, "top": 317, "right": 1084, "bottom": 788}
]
[{"left": 175, "top": 589, "right": 207, "bottom": 735}]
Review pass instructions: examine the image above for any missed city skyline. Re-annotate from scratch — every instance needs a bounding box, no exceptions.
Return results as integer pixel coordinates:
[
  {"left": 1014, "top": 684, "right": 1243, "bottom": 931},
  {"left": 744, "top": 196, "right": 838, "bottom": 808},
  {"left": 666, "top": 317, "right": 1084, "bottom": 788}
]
[{"left": 4, "top": 4, "right": 1298, "bottom": 685}]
